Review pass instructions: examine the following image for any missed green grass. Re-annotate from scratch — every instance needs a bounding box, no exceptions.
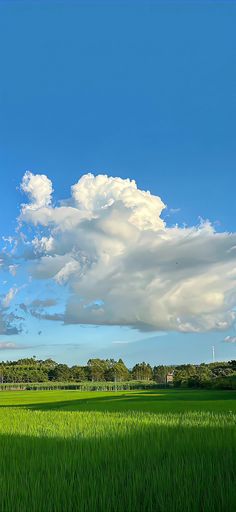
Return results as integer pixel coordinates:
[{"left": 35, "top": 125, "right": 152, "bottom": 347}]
[
  {"left": 0, "top": 389, "right": 235, "bottom": 511},
  {"left": 0, "top": 387, "right": 236, "bottom": 413}
]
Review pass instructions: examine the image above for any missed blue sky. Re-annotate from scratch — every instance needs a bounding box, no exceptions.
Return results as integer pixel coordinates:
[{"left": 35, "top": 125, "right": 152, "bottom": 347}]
[{"left": 0, "top": 0, "right": 236, "bottom": 366}]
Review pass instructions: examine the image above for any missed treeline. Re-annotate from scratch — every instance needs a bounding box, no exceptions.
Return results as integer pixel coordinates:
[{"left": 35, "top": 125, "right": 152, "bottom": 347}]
[
  {"left": 173, "top": 361, "right": 236, "bottom": 389},
  {"left": 0, "top": 358, "right": 155, "bottom": 384},
  {"left": 0, "top": 357, "right": 235, "bottom": 389}
]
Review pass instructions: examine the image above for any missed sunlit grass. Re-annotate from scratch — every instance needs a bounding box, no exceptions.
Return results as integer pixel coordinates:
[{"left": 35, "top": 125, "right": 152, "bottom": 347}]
[{"left": 0, "top": 389, "right": 235, "bottom": 511}]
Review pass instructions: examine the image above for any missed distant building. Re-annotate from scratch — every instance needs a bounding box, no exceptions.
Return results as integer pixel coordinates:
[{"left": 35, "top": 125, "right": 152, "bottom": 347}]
[{"left": 166, "top": 372, "right": 174, "bottom": 385}]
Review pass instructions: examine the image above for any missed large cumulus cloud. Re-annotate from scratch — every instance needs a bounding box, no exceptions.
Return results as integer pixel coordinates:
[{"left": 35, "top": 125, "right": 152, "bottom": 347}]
[{"left": 18, "top": 171, "right": 236, "bottom": 333}]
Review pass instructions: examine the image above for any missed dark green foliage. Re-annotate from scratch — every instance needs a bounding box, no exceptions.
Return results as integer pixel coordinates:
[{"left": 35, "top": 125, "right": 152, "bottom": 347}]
[
  {"left": 71, "top": 365, "right": 88, "bottom": 382},
  {"left": 153, "top": 365, "right": 175, "bottom": 384},
  {"left": 105, "top": 359, "right": 130, "bottom": 381},
  {"left": 131, "top": 362, "right": 153, "bottom": 380},
  {"left": 173, "top": 361, "right": 236, "bottom": 389},
  {"left": 0, "top": 358, "right": 235, "bottom": 389},
  {"left": 49, "top": 363, "right": 72, "bottom": 381},
  {"left": 87, "top": 359, "right": 109, "bottom": 381}
]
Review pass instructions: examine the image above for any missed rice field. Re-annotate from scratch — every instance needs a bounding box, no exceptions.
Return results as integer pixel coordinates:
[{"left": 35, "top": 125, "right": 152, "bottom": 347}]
[{"left": 0, "top": 389, "right": 235, "bottom": 511}]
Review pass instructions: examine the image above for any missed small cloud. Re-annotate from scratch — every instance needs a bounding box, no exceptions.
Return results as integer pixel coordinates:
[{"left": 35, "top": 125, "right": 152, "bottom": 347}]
[
  {"left": 112, "top": 340, "right": 131, "bottom": 345},
  {"left": 0, "top": 342, "right": 19, "bottom": 350},
  {"left": 31, "top": 311, "right": 64, "bottom": 322},
  {"left": 21, "top": 171, "right": 53, "bottom": 210},
  {"left": 19, "top": 299, "right": 63, "bottom": 323},
  {"left": 19, "top": 303, "right": 28, "bottom": 313},
  {"left": 2, "top": 287, "right": 18, "bottom": 309},
  {"left": 0, "top": 306, "right": 24, "bottom": 335},
  {"left": 31, "top": 299, "right": 57, "bottom": 308},
  {"left": 224, "top": 335, "right": 236, "bottom": 344},
  {"left": 2, "top": 236, "right": 14, "bottom": 245},
  {"left": 0, "top": 341, "right": 40, "bottom": 350},
  {"left": 169, "top": 208, "right": 181, "bottom": 214},
  {"left": 227, "top": 245, "right": 236, "bottom": 254},
  {"left": 8, "top": 264, "right": 18, "bottom": 276}
]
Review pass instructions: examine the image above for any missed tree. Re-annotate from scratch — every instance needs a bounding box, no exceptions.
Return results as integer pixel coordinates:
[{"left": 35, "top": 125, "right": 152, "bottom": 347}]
[
  {"left": 49, "top": 364, "right": 71, "bottom": 381},
  {"left": 114, "top": 359, "right": 130, "bottom": 381},
  {"left": 71, "top": 366, "right": 88, "bottom": 382},
  {"left": 43, "top": 359, "right": 57, "bottom": 369},
  {"left": 105, "top": 359, "right": 130, "bottom": 381},
  {"left": 173, "top": 365, "right": 196, "bottom": 387},
  {"left": 132, "top": 362, "right": 153, "bottom": 381},
  {"left": 153, "top": 365, "right": 174, "bottom": 384},
  {"left": 87, "top": 359, "right": 107, "bottom": 381},
  {"left": 229, "top": 360, "right": 236, "bottom": 371}
]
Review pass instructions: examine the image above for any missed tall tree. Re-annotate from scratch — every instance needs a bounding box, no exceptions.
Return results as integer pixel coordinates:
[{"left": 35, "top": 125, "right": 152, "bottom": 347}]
[
  {"left": 132, "top": 362, "right": 153, "bottom": 381},
  {"left": 87, "top": 359, "right": 107, "bottom": 381}
]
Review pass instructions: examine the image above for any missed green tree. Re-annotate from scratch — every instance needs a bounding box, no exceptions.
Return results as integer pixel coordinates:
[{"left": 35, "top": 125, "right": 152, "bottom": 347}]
[
  {"left": 105, "top": 359, "right": 130, "bottom": 381},
  {"left": 49, "top": 364, "right": 71, "bottom": 381},
  {"left": 132, "top": 362, "right": 153, "bottom": 381},
  {"left": 153, "top": 365, "right": 175, "bottom": 384},
  {"left": 71, "top": 366, "right": 87, "bottom": 381},
  {"left": 173, "top": 365, "right": 196, "bottom": 387},
  {"left": 87, "top": 359, "right": 107, "bottom": 381}
]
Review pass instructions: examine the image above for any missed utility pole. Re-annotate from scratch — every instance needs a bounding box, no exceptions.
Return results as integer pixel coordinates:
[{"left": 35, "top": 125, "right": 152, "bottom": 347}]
[{"left": 212, "top": 345, "right": 215, "bottom": 363}]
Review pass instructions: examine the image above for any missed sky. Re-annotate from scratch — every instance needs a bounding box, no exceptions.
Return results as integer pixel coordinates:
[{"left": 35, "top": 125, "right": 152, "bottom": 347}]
[{"left": 0, "top": 0, "right": 236, "bottom": 367}]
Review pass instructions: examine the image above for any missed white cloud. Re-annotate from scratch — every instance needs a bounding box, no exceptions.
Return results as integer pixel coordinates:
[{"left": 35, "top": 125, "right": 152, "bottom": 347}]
[
  {"left": 21, "top": 171, "right": 53, "bottom": 210},
  {"left": 2, "top": 287, "right": 18, "bottom": 309},
  {"left": 224, "top": 336, "right": 236, "bottom": 343},
  {"left": 0, "top": 342, "right": 33, "bottom": 350},
  {"left": 0, "top": 342, "right": 18, "bottom": 350},
  {"left": 8, "top": 264, "right": 18, "bottom": 276},
  {"left": 71, "top": 173, "right": 166, "bottom": 231},
  {"left": 18, "top": 172, "right": 236, "bottom": 333}
]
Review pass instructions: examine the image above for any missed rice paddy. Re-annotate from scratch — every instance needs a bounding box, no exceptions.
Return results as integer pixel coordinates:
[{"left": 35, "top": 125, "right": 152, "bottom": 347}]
[{"left": 0, "top": 389, "right": 235, "bottom": 511}]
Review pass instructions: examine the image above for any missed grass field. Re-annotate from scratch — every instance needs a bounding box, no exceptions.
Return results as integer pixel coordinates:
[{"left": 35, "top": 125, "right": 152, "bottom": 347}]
[{"left": 0, "top": 389, "right": 235, "bottom": 511}]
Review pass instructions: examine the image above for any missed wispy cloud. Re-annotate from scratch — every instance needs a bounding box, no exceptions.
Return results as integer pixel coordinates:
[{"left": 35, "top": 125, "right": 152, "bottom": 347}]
[
  {"left": 223, "top": 335, "right": 236, "bottom": 344},
  {"left": 169, "top": 208, "right": 181, "bottom": 214},
  {"left": 112, "top": 341, "right": 132, "bottom": 345},
  {"left": 0, "top": 311, "right": 23, "bottom": 336},
  {"left": 2, "top": 287, "right": 18, "bottom": 309},
  {"left": 19, "top": 298, "right": 64, "bottom": 323},
  {"left": 0, "top": 342, "right": 28, "bottom": 350}
]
